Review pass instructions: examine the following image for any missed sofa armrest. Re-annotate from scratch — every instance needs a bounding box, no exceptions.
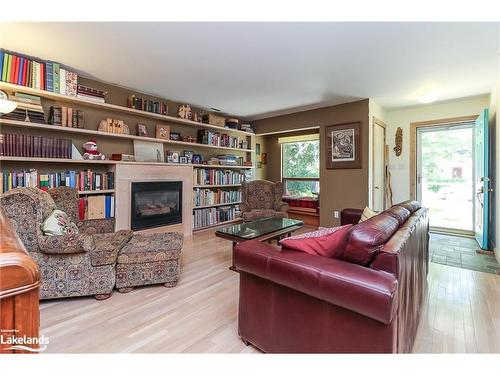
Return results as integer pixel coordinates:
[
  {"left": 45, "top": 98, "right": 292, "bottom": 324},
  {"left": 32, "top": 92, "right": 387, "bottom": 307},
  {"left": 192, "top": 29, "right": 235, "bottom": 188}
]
[
  {"left": 239, "top": 202, "right": 250, "bottom": 213},
  {"left": 341, "top": 208, "right": 363, "bottom": 225},
  {"left": 276, "top": 201, "right": 289, "bottom": 213},
  {"left": 234, "top": 240, "right": 398, "bottom": 324},
  {"left": 39, "top": 233, "right": 95, "bottom": 254},
  {"left": 77, "top": 218, "right": 115, "bottom": 234}
]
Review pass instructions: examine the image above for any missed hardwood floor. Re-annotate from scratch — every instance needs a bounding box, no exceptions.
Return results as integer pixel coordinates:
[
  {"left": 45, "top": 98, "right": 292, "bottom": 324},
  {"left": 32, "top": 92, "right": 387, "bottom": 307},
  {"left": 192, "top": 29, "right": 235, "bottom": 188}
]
[{"left": 40, "top": 228, "right": 500, "bottom": 353}]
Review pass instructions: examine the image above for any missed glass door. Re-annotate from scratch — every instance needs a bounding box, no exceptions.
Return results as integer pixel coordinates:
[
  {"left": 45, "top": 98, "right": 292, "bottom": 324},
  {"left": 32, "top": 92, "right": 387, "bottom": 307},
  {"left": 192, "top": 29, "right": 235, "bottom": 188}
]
[{"left": 416, "top": 123, "right": 474, "bottom": 233}]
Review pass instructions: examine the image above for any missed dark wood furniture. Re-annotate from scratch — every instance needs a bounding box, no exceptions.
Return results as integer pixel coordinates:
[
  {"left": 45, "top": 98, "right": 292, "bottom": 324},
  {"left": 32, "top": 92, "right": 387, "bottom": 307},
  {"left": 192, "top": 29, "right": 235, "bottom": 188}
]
[
  {"left": 215, "top": 217, "right": 304, "bottom": 271},
  {"left": 0, "top": 207, "right": 41, "bottom": 354}
]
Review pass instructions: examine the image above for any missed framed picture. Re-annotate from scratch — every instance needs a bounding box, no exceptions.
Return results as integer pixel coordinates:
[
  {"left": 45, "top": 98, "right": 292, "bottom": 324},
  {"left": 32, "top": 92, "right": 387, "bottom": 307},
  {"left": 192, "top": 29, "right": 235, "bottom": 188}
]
[
  {"left": 137, "top": 123, "right": 148, "bottom": 137},
  {"left": 183, "top": 150, "right": 194, "bottom": 163},
  {"left": 171, "top": 151, "right": 180, "bottom": 163},
  {"left": 170, "top": 132, "right": 181, "bottom": 141},
  {"left": 326, "top": 122, "right": 361, "bottom": 169},
  {"left": 256, "top": 143, "right": 261, "bottom": 155},
  {"left": 261, "top": 152, "right": 267, "bottom": 165},
  {"left": 192, "top": 154, "right": 202, "bottom": 164},
  {"left": 179, "top": 156, "right": 188, "bottom": 164},
  {"left": 155, "top": 124, "right": 170, "bottom": 139},
  {"left": 134, "top": 140, "right": 164, "bottom": 162}
]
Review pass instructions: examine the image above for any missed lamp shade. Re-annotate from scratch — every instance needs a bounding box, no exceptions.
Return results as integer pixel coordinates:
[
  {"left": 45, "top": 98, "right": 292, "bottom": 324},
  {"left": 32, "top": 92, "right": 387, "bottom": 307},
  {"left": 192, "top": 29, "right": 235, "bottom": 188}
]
[{"left": 0, "top": 90, "right": 17, "bottom": 114}]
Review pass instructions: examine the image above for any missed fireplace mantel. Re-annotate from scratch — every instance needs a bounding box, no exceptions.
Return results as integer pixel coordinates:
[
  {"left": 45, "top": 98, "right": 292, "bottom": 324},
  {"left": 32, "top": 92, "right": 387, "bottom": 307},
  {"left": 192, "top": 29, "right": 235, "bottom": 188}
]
[{"left": 114, "top": 164, "right": 193, "bottom": 236}]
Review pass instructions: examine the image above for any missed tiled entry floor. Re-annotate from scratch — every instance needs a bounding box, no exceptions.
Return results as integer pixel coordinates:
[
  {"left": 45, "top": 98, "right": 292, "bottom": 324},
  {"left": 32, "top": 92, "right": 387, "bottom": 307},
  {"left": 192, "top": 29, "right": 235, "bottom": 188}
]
[{"left": 430, "top": 233, "right": 500, "bottom": 274}]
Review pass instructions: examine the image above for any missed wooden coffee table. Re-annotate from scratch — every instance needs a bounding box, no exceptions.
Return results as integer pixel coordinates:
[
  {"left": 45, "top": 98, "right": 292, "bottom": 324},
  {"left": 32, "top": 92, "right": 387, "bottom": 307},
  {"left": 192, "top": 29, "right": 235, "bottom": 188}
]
[{"left": 215, "top": 217, "right": 304, "bottom": 271}]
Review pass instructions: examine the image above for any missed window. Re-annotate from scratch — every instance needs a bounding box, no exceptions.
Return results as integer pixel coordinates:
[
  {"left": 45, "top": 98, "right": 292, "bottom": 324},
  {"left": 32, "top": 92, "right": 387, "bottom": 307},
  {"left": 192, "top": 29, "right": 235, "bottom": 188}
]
[{"left": 280, "top": 134, "right": 320, "bottom": 197}]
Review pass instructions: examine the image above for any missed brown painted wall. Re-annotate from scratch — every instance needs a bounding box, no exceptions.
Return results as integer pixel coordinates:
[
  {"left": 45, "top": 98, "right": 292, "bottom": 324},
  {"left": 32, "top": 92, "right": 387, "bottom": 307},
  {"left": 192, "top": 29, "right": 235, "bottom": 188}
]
[{"left": 253, "top": 99, "right": 370, "bottom": 226}]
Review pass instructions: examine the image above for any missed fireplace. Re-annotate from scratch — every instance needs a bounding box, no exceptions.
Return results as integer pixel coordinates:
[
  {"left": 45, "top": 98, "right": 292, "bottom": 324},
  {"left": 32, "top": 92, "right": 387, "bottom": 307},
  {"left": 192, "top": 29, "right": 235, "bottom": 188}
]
[{"left": 131, "top": 181, "right": 182, "bottom": 230}]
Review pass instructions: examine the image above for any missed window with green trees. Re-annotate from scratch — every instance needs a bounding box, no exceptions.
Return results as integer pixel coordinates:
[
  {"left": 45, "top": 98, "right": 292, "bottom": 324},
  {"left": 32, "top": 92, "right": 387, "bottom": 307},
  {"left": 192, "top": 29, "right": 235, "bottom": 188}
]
[{"left": 282, "top": 139, "right": 320, "bottom": 197}]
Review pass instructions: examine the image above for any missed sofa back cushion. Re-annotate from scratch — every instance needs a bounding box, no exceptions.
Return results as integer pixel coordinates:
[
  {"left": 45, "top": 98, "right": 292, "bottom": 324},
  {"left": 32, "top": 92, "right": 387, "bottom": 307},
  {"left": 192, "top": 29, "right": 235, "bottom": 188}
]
[
  {"left": 384, "top": 206, "right": 410, "bottom": 225},
  {"left": 396, "top": 200, "right": 421, "bottom": 214},
  {"left": 343, "top": 213, "right": 400, "bottom": 266}
]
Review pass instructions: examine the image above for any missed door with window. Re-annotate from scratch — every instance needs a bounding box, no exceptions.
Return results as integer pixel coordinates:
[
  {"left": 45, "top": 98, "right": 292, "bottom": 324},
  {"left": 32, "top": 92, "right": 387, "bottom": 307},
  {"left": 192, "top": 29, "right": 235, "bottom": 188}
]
[{"left": 280, "top": 135, "right": 320, "bottom": 198}]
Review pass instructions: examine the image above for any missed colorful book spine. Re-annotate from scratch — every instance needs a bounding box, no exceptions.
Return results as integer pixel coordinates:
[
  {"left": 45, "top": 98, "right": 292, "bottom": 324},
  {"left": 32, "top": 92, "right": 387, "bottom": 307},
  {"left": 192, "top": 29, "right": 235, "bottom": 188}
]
[
  {"left": 0, "top": 50, "right": 4, "bottom": 82},
  {"left": 53, "top": 63, "right": 60, "bottom": 93},
  {"left": 45, "top": 62, "right": 54, "bottom": 92},
  {"left": 59, "top": 68, "right": 67, "bottom": 95}
]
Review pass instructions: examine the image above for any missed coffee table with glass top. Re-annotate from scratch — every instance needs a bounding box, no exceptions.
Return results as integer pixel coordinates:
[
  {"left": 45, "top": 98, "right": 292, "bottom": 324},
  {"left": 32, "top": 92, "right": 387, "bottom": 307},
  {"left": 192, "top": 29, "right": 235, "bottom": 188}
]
[{"left": 215, "top": 217, "right": 304, "bottom": 271}]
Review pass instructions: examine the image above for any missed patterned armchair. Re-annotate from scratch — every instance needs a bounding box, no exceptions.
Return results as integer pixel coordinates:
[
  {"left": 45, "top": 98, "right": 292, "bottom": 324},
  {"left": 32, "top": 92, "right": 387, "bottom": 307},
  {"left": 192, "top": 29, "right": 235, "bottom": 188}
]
[
  {"left": 240, "top": 180, "right": 289, "bottom": 222},
  {"left": 0, "top": 187, "right": 132, "bottom": 300}
]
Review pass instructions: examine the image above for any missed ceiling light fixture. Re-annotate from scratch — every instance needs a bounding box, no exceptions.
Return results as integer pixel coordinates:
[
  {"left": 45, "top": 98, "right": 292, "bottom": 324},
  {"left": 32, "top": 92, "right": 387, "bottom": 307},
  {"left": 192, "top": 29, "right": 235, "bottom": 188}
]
[
  {"left": 0, "top": 90, "right": 17, "bottom": 114},
  {"left": 417, "top": 92, "right": 438, "bottom": 104}
]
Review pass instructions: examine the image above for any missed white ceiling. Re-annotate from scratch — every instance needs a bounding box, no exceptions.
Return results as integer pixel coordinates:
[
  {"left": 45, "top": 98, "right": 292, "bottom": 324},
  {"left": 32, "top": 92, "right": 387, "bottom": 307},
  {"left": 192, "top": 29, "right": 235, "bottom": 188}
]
[{"left": 1, "top": 22, "right": 499, "bottom": 119}]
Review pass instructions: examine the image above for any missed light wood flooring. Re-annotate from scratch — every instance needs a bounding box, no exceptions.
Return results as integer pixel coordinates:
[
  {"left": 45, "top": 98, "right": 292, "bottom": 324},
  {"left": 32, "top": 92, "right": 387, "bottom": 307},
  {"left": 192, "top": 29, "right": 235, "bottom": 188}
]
[{"left": 40, "top": 228, "right": 500, "bottom": 353}]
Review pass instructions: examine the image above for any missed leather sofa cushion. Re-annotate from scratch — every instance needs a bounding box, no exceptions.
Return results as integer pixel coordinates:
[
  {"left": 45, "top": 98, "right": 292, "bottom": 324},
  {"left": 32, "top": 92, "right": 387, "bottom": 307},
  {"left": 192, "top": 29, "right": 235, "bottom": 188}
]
[
  {"left": 343, "top": 213, "right": 400, "bottom": 266},
  {"left": 279, "top": 224, "right": 352, "bottom": 258},
  {"left": 396, "top": 200, "right": 421, "bottom": 213},
  {"left": 384, "top": 206, "right": 410, "bottom": 225}
]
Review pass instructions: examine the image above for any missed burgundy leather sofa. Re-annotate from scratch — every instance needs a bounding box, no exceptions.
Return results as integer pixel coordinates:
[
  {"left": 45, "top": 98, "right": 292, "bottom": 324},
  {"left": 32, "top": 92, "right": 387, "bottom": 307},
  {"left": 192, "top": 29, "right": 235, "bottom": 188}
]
[{"left": 233, "top": 200, "right": 429, "bottom": 353}]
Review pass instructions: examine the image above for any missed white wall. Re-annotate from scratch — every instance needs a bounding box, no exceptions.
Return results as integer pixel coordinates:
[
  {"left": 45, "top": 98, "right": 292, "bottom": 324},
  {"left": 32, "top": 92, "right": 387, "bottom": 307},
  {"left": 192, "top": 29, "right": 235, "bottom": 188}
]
[
  {"left": 384, "top": 95, "right": 490, "bottom": 204},
  {"left": 368, "top": 100, "right": 387, "bottom": 208}
]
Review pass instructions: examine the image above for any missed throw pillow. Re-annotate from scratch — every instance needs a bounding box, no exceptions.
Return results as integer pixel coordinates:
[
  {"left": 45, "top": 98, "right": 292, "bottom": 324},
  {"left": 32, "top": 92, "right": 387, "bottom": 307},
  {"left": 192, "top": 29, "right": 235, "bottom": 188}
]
[
  {"left": 279, "top": 224, "right": 352, "bottom": 258},
  {"left": 42, "top": 209, "right": 80, "bottom": 236},
  {"left": 358, "top": 206, "right": 378, "bottom": 223}
]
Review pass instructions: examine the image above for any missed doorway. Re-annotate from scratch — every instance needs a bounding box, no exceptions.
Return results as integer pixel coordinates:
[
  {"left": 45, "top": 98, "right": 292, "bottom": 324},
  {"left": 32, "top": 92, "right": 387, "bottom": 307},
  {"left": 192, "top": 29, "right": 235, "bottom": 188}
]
[
  {"left": 410, "top": 116, "right": 479, "bottom": 235},
  {"left": 372, "top": 117, "right": 386, "bottom": 211}
]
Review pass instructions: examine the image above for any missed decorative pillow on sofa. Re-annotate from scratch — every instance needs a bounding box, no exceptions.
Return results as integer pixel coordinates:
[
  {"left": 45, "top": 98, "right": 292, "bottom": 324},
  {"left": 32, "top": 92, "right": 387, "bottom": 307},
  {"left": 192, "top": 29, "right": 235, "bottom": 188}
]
[
  {"left": 358, "top": 206, "right": 378, "bottom": 223},
  {"left": 279, "top": 225, "right": 352, "bottom": 258},
  {"left": 42, "top": 209, "right": 80, "bottom": 236}
]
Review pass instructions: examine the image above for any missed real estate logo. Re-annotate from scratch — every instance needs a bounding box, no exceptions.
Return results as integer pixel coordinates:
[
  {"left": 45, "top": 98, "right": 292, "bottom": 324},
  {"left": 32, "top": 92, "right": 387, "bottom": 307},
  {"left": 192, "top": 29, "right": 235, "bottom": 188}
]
[{"left": 1, "top": 329, "right": 49, "bottom": 353}]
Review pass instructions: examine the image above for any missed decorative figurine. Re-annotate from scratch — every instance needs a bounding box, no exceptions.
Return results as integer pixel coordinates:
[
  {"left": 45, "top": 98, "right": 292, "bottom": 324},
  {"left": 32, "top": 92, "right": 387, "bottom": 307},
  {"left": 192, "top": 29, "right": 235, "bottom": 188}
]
[
  {"left": 82, "top": 140, "right": 106, "bottom": 160},
  {"left": 394, "top": 127, "right": 403, "bottom": 156},
  {"left": 178, "top": 105, "right": 192, "bottom": 120}
]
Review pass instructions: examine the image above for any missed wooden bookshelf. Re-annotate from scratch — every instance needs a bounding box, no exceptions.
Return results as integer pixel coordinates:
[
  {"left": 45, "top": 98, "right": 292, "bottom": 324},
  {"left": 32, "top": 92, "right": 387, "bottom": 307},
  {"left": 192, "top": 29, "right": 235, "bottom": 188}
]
[
  {"left": 0, "top": 82, "right": 255, "bottom": 138},
  {"left": 193, "top": 201, "right": 242, "bottom": 209},
  {"left": 193, "top": 184, "right": 242, "bottom": 188},
  {"left": 192, "top": 218, "right": 242, "bottom": 232},
  {"left": 0, "top": 119, "right": 255, "bottom": 153},
  {"left": 78, "top": 189, "right": 115, "bottom": 195}
]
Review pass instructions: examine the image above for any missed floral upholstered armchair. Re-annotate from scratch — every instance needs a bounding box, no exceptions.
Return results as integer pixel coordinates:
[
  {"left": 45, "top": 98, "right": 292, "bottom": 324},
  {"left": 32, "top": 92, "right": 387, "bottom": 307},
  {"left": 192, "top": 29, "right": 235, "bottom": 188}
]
[
  {"left": 240, "top": 180, "right": 289, "bottom": 222},
  {"left": 0, "top": 187, "right": 132, "bottom": 300}
]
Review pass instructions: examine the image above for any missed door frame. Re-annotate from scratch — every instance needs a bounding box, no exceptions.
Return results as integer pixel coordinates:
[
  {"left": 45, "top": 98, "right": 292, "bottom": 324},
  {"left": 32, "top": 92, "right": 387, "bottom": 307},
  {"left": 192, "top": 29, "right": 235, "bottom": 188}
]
[
  {"left": 410, "top": 115, "right": 478, "bottom": 234},
  {"left": 372, "top": 116, "right": 387, "bottom": 210}
]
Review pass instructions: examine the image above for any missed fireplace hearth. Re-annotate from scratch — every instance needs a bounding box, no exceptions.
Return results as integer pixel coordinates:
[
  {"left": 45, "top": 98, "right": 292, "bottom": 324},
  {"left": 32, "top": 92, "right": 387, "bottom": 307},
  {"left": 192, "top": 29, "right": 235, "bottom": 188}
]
[{"left": 131, "top": 181, "right": 182, "bottom": 230}]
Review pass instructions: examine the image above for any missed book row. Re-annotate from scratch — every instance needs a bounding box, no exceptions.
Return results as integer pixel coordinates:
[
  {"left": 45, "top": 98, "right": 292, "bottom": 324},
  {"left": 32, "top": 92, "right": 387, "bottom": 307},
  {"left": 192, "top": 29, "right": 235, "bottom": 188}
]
[
  {"left": 127, "top": 94, "right": 168, "bottom": 115},
  {"left": 0, "top": 50, "right": 78, "bottom": 96},
  {"left": 0, "top": 133, "right": 72, "bottom": 159},
  {"left": 193, "top": 188, "right": 242, "bottom": 207},
  {"left": 197, "top": 130, "right": 250, "bottom": 150},
  {"left": 192, "top": 169, "right": 245, "bottom": 186},
  {"left": 49, "top": 106, "right": 85, "bottom": 128},
  {"left": 0, "top": 169, "right": 114, "bottom": 194},
  {"left": 79, "top": 195, "right": 115, "bottom": 221},
  {"left": 192, "top": 206, "right": 240, "bottom": 229}
]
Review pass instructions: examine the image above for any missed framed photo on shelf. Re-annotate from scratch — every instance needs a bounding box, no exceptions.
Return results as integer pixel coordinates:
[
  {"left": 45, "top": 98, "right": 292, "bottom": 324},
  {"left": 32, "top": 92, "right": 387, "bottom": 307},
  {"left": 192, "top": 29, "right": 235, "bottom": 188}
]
[
  {"left": 137, "top": 123, "right": 148, "bottom": 137},
  {"left": 170, "top": 132, "right": 181, "bottom": 141},
  {"left": 155, "top": 124, "right": 170, "bottom": 139},
  {"left": 171, "top": 151, "right": 180, "bottom": 163},
  {"left": 325, "top": 121, "right": 361, "bottom": 169},
  {"left": 192, "top": 154, "right": 202, "bottom": 164},
  {"left": 183, "top": 150, "right": 194, "bottom": 163},
  {"left": 179, "top": 156, "right": 188, "bottom": 164}
]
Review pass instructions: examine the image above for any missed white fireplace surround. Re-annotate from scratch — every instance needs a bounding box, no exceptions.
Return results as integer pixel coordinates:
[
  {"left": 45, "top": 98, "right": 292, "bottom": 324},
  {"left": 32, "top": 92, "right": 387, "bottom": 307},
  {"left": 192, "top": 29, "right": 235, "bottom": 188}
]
[{"left": 114, "top": 163, "right": 193, "bottom": 236}]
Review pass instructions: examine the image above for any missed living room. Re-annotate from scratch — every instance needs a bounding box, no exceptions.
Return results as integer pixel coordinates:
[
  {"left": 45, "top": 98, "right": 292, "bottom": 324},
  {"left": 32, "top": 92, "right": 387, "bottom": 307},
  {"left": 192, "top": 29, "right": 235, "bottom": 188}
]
[{"left": 1, "top": 3, "right": 500, "bottom": 373}]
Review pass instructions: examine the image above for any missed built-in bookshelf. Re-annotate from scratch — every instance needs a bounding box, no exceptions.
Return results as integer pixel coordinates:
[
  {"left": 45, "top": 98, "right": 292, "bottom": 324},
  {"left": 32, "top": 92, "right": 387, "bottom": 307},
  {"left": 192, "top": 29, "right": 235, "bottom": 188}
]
[{"left": 0, "top": 79, "right": 255, "bottom": 231}]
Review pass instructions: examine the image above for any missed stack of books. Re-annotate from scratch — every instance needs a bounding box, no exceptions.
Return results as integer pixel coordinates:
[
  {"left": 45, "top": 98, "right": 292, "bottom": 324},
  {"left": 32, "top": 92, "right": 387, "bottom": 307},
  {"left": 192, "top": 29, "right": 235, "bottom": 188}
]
[
  {"left": 77, "top": 85, "right": 107, "bottom": 103},
  {"left": 0, "top": 133, "right": 72, "bottom": 159},
  {"left": 0, "top": 169, "right": 114, "bottom": 193},
  {"left": 1, "top": 92, "right": 46, "bottom": 124},
  {"left": 79, "top": 195, "right": 115, "bottom": 220},
  {"left": 239, "top": 123, "right": 254, "bottom": 133},
  {"left": 193, "top": 188, "right": 242, "bottom": 207},
  {"left": 49, "top": 106, "right": 84, "bottom": 128},
  {"left": 127, "top": 94, "right": 168, "bottom": 115},
  {"left": 0, "top": 50, "right": 78, "bottom": 96},
  {"left": 193, "top": 168, "right": 244, "bottom": 186},
  {"left": 207, "top": 155, "right": 246, "bottom": 166}
]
